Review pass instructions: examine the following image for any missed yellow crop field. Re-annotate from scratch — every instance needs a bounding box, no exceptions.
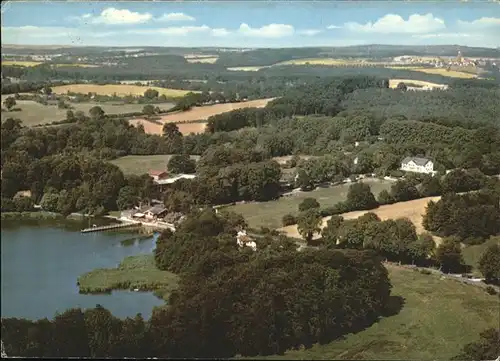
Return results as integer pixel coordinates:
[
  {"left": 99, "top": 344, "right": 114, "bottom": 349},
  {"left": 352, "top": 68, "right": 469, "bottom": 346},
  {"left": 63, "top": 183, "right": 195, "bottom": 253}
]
[
  {"left": 51, "top": 84, "right": 197, "bottom": 97},
  {"left": 389, "top": 79, "right": 448, "bottom": 89},
  {"left": 388, "top": 66, "right": 477, "bottom": 79},
  {"left": 2, "top": 60, "right": 43, "bottom": 67},
  {"left": 186, "top": 57, "right": 218, "bottom": 64},
  {"left": 274, "top": 58, "right": 358, "bottom": 66},
  {"left": 227, "top": 66, "right": 265, "bottom": 71}
]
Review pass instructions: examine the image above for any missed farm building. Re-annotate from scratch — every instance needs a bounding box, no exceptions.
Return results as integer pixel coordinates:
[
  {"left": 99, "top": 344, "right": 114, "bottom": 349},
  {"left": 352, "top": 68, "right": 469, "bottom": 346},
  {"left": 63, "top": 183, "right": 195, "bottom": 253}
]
[
  {"left": 148, "top": 170, "right": 169, "bottom": 181},
  {"left": 401, "top": 157, "right": 435, "bottom": 175}
]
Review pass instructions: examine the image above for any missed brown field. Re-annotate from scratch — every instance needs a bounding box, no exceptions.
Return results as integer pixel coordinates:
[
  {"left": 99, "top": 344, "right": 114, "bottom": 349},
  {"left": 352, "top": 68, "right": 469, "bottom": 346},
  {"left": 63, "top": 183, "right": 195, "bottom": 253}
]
[
  {"left": 51, "top": 84, "right": 195, "bottom": 97},
  {"left": 389, "top": 79, "right": 447, "bottom": 89},
  {"left": 278, "top": 196, "right": 443, "bottom": 244},
  {"left": 149, "top": 98, "right": 273, "bottom": 123},
  {"left": 388, "top": 66, "right": 477, "bottom": 79},
  {"left": 129, "top": 98, "right": 273, "bottom": 135},
  {"left": 176, "top": 122, "right": 207, "bottom": 135}
]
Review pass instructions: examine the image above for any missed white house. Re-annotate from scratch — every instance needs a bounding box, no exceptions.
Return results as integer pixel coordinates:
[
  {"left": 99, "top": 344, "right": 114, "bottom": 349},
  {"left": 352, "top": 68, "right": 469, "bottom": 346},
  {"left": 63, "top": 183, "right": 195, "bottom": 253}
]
[
  {"left": 401, "top": 157, "right": 435, "bottom": 175},
  {"left": 236, "top": 230, "right": 257, "bottom": 251}
]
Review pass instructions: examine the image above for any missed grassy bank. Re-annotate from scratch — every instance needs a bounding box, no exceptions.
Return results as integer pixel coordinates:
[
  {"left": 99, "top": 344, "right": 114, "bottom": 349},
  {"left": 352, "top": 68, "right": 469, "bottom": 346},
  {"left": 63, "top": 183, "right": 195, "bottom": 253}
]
[
  {"left": 250, "top": 264, "right": 500, "bottom": 360},
  {"left": 0, "top": 211, "right": 64, "bottom": 221},
  {"left": 78, "top": 254, "right": 179, "bottom": 301}
]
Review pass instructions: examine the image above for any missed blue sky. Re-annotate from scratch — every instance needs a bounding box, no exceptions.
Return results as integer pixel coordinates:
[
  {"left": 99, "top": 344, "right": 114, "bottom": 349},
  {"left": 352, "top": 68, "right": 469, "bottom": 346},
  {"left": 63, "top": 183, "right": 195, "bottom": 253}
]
[{"left": 1, "top": 1, "right": 499, "bottom": 48}]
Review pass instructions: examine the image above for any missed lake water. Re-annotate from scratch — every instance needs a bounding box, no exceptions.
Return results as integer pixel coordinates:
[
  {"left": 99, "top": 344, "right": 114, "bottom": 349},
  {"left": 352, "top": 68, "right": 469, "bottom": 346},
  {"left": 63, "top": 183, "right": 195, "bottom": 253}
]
[{"left": 1, "top": 218, "right": 165, "bottom": 320}]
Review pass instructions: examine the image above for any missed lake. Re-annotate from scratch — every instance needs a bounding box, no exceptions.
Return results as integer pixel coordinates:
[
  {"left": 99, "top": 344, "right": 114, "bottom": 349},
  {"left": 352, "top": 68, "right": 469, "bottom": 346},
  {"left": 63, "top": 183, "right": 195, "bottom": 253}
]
[{"left": 1, "top": 217, "right": 165, "bottom": 320}]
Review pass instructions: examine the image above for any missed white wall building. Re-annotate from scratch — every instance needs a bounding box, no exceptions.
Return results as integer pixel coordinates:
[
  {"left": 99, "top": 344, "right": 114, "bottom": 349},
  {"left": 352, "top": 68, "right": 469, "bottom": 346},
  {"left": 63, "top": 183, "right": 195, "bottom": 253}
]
[{"left": 401, "top": 157, "right": 436, "bottom": 175}]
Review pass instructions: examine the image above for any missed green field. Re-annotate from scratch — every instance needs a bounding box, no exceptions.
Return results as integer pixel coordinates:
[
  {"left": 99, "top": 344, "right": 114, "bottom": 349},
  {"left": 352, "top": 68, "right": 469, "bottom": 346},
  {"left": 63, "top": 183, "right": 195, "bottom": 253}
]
[
  {"left": 109, "top": 154, "right": 201, "bottom": 175},
  {"left": 252, "top": 264, "right": 500, "bottom": 360},
  {"left": 77, "top": 254, "right": 179, "bottom": 301},
  {"left": 1, "top": 100, "right": 175, "bottom": 126},
  {"left": 227, "top": 179, "right": 393, "bottom": 229},
  {"left": 462, "top": 236, "right": 499, "bottom": 272}
]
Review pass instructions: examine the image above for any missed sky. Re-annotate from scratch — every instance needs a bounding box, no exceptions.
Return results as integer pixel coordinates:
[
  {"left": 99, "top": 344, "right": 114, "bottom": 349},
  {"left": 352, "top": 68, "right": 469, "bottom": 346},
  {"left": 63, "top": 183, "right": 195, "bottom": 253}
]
[{"left": 1, "top": 1, "right": 500, "bottom": 48}]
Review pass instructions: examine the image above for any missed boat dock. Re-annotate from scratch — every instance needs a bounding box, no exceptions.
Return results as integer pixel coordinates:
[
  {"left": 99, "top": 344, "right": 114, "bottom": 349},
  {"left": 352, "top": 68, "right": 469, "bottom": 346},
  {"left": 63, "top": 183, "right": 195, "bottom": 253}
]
[{"left": 81, "top": 222, "right": 142, "bottom": 233}]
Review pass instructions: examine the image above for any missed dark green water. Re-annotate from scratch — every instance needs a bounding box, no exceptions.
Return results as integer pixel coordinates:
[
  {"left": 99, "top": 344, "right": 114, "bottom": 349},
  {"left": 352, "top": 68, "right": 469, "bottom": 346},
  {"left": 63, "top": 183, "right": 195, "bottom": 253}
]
[{"left": 1, "top": 218, "right": 164, "bottom": 320}]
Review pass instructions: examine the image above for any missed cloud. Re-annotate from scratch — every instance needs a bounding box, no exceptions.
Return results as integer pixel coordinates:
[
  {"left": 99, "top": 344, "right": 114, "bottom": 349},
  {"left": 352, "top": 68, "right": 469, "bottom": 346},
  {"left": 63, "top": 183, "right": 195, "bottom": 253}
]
[
  {"left": 344, "top": 13, "right": 446, "bottom": 34},
  {"left": 326, "top": 25, "right": 341, "bottom": 29},
  {"left": 298, "top": 29, "right": 322, "bottom": 36},
  {"left": 457, "top": 17, "right": 500, "bottom": 29},
  {"left": 412, "top": 33, "right": 474, "bottom": 39},
  {"left": 238, "top": 23, "right": 294, "bottom": 38},
  {"left": 156, "top": 12, "right": 195, "bottom": 22},
  {"left": 81, "top": 8, "right": 153, "bottom": 25},
  {"left": 211, "top": 28, "right": 230, "bottom": 37}
]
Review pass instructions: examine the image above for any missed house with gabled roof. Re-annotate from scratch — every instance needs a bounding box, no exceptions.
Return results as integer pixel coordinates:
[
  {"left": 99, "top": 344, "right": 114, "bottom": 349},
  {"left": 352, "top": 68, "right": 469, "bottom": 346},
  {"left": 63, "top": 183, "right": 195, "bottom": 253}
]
[{"left": 401, "top": 156, "right": 435, "bottom": 175}]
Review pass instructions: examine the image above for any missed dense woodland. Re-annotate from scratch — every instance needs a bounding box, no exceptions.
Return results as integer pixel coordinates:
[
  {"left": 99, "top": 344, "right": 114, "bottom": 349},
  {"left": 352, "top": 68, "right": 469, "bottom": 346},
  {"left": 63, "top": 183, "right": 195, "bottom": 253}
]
[{"left": 1, "top": 67, "right": 500, "bottom": 358}]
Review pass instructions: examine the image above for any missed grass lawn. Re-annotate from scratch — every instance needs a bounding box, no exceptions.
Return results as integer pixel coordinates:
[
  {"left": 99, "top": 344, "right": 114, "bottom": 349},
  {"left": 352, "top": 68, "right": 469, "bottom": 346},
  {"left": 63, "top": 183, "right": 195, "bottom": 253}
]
[
  {"left": 462, "top": 236, "right": 499, "bottom": 271},
  {"left": 109, "top": 154, "right": 201, "bottom": 175},
  {"left": 227, "top": 179, "right": 393, "bottom": 229},
  {"left": 1, "top": 100, "right": 174, "bottom": 126},
  {"left": 252, "top": 264, "right": 500, "bottom": 360},
  {"left": 77, "top": 254, "right": 179, "bottom": 301}
]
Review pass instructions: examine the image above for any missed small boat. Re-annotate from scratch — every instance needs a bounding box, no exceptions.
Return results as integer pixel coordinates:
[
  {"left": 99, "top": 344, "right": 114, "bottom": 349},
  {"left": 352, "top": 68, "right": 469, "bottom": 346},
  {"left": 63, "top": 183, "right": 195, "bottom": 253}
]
[{"left": 133, "top": 288, "right": 139, "bottom": 292}]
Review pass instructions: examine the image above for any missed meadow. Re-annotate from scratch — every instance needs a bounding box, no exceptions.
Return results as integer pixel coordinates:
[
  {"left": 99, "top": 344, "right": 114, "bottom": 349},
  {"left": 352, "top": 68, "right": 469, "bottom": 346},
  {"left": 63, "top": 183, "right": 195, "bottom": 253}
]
[
  {"left": 253, "top": 264, "right": 500, "bottom": 360},
  {"left": 227, "top": 179, "right": 393, "bottom": 229},
  {"left": 109, "top": 154, "right": 200, "bottom": 175},
  {"left": 1, "top": 100, "right": 175, "bottom": 126},
  {"left": 51, "top": 84, "right": 196, "bottom": 97},
  {"left": 77, "top": 254, "right": 179, "bottom": 301}
]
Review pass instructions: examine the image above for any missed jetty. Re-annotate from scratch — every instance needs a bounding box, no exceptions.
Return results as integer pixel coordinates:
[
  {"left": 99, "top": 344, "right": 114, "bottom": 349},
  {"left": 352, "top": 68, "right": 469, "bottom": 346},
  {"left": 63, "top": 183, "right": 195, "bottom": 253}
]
[{"left": 81, "top": 222, "right": 141, "bottom": 233}]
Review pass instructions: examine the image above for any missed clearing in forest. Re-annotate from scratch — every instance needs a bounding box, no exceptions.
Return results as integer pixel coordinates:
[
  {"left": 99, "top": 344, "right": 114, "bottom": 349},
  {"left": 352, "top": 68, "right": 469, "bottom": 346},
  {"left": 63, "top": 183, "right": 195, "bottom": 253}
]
[
  {"left": 110, "top": 154, "right": 200, "bottom": 175},
  {"left": 51, "top": 84, "right": 195, "bottom": 97},
  {"left": 227, "top": 179, "right": 393, "bottom": 230}
]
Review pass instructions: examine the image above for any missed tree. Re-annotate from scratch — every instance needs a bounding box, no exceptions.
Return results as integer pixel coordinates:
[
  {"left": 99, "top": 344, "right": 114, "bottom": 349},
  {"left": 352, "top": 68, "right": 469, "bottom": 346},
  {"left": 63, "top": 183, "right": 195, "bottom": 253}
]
[
  {"left": 396, "top": 82, "right": 408, "bottom": 92},
  {"left": 297, "top": 209, "right": 322, "bottom": 245},
  {"left": 3, "top": 96, "right": 16, "bottom": 110},
  {"left": 346, "top": 182, "right": 378, "bottom": 210},
  {"left": 295, "top": 169, "right": 313, "bottom": 191},
  {"left": 452, "top": 328, "right": 500, "bottom": 361},
  {"left": 167, "top": 154, "right": 196, "bottom": 174},
  {"left": 377, "top": 189, "right": 394, "bottom": 205},
  {"left": 43, "top": 85, "right": 52, "bottom": 95},
  {"left": 162, "top": 123, "right": 182, "bottom": 139},
  {"left": 321, "top": 215, "right": 343, "bottom": 247},
  {"left": 419, "top": 175, "right": 442, "bottom": 197},
  {"left": 282, "top": 214, "right": 296, "bottom": 226},
  {"left": 66, "top": 110, "right": 75, "bottom": 122},
  {"left": 435, "top": 237, "right": 465, "bottom": 273},
  {"left": 298, "top": 197, "right": 320, "bottom": 212},
  {"left": 142, "top": 104, "right": 156, "bottom": 117},
  {"left": 89, "top": 106, "right": 105, "bottom": 120},
  {"left": 144, "top": 89, "right": 159, "bottom": 99},
  {"left": 478, "top": 242, "right": 500, "bottom": 284},
  {"left": 390, "top": 180, "right": 420, "bottom": 203}
]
